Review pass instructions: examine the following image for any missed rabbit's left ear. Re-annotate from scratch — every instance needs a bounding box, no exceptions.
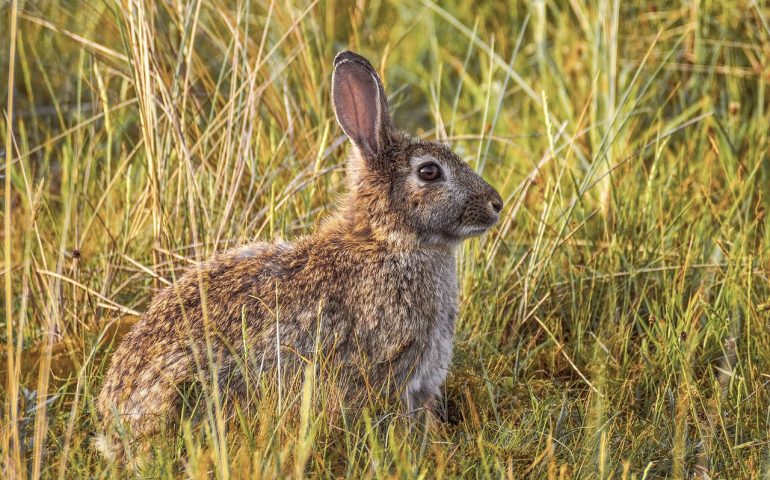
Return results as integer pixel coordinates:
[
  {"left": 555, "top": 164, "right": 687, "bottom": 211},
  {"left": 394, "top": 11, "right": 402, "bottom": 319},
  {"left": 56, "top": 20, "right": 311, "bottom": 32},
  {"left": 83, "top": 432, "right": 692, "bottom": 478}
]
[{"left": 331, "top": 51, "right": 392, "bottom": 158}]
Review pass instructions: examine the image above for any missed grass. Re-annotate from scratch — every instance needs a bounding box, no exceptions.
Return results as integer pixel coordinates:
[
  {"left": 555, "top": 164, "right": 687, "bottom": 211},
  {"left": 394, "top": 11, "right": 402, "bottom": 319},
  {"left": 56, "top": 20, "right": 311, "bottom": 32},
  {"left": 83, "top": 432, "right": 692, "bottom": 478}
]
[{"left": 2, "top": 0, "right": 770, "bottom": 477}]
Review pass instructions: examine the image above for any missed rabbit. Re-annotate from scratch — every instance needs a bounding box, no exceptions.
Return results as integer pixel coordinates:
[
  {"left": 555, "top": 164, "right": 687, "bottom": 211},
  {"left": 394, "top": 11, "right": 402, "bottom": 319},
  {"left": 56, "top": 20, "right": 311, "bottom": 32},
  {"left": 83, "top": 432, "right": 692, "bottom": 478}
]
[{"left": 95, "top": 50, "right": 503, "bottom": 461}]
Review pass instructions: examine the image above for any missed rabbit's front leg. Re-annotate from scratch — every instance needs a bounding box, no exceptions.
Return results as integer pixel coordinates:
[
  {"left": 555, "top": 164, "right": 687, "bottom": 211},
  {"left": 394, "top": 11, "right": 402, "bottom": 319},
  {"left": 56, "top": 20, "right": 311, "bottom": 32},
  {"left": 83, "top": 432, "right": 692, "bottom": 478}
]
[
  {"left": 402, "top": 311, "right": 455, "bottom": 418},
  {"left": 402, "top": 354, "right": 447, "bottom": 418}
]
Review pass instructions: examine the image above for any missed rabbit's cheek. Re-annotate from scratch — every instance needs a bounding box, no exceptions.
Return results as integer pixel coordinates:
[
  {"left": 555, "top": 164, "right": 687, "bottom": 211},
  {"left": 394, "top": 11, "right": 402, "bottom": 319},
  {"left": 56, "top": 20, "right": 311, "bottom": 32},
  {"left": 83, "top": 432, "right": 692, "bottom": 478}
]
[{"left": 427, "top": 194, "right": 463, "bottom": 232}]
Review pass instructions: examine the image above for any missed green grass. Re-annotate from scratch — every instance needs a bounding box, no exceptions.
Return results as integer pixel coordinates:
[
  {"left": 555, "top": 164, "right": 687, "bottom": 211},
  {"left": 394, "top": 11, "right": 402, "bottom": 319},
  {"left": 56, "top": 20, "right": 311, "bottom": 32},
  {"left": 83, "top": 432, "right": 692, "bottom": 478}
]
[{"left": 2, "top": 0, "right": 770, "bottom": 477}]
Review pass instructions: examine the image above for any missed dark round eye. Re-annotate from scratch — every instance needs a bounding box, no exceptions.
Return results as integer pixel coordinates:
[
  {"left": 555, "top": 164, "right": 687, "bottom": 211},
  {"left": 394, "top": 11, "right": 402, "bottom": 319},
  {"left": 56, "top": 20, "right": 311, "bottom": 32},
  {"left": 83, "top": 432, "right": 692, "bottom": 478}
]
[{"left": 418, "top": 163, "right": 442, "bottom": 182}]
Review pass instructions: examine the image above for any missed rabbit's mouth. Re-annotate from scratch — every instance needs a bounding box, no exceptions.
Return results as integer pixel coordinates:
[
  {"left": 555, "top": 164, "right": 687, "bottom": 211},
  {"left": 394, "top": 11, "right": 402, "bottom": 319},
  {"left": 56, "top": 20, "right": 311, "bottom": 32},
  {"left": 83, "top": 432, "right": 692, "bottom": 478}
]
[{"left": 457, "top": 224, "right": 494, "bottom": 238}]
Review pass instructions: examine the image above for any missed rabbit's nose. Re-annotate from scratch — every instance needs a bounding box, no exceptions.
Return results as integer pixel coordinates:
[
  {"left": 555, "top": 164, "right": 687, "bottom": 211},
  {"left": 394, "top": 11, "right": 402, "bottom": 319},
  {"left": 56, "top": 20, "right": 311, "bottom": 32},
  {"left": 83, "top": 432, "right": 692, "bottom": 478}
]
[{"left": 488, "top": 189, "right": 503, "bottom": 214}]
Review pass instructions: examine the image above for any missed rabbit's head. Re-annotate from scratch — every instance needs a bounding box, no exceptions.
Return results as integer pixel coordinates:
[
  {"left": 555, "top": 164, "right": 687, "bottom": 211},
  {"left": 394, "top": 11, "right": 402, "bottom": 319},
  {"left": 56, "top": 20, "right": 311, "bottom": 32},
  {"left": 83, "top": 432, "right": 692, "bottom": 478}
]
[{"left": 332, "top": 51, "right": 503, "bottom": 247}]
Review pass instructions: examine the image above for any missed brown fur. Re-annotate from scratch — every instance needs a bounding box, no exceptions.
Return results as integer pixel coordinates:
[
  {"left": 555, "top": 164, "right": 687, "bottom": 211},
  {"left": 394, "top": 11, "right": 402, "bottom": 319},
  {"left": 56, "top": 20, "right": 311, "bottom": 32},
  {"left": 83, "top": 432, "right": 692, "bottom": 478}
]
[{"left": 96, "top": 51, "right": 502, "bottom": 461}]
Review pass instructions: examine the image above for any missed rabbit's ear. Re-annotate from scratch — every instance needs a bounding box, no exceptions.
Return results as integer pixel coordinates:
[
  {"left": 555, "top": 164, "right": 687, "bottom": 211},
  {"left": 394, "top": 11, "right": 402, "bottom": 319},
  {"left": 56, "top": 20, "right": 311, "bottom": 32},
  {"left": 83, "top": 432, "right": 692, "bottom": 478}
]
[{"left": 332, "top": 51, "right": 391, "bottom": 158}]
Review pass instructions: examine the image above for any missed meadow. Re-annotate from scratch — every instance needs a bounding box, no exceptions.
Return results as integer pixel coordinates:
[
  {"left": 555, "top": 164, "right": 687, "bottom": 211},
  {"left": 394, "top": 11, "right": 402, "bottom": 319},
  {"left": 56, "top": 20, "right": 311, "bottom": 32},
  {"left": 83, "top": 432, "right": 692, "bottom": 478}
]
[{"left": 2, "top": 0, "right": 770, "bottom": 477}]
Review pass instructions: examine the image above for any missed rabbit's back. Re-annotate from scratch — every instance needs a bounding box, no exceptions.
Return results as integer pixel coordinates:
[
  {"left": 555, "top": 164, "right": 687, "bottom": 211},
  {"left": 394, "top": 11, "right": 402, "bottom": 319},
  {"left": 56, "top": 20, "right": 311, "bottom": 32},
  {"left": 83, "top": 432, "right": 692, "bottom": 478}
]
[{"left": 97, "top": 226, "right": 458, "bottom": 457}]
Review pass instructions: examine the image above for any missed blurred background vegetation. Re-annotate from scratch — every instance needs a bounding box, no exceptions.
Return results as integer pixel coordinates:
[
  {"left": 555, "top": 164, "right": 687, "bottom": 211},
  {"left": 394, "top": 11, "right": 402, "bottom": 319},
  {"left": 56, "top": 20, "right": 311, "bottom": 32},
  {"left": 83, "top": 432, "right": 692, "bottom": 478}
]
[{"left": 2, "top": 0, "right": 770, "bottom": 477}]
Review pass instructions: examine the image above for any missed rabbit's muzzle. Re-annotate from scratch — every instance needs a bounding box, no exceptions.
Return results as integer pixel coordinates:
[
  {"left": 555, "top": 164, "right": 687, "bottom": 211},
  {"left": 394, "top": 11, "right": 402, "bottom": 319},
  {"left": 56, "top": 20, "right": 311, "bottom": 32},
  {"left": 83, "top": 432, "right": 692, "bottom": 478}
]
[{"left": 457, "top": 184, "right": 503, "bottom": 236}]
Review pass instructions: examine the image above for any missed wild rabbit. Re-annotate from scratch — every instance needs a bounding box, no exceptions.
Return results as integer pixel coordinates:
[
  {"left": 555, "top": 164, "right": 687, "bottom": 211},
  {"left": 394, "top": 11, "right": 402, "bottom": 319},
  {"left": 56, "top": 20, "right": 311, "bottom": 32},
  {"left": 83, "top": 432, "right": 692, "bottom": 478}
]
[{"left": 96, "top": 51, "right": 503, "bottom": 461}]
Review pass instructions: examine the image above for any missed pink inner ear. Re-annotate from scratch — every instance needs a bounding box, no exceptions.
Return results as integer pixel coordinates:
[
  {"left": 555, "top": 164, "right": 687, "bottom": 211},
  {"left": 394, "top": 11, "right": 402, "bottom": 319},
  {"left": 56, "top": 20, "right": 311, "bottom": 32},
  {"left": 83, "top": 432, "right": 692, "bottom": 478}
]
[{"left": 333, "top": 61, "right": 379, "bottom": 154}]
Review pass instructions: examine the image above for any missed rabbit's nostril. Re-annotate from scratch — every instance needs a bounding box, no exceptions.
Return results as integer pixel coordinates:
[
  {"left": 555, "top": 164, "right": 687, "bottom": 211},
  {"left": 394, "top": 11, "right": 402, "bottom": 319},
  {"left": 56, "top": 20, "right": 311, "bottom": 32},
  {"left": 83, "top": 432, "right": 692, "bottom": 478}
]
[{"left": 490, "top": 198, "right": 503, "bottom": 213}]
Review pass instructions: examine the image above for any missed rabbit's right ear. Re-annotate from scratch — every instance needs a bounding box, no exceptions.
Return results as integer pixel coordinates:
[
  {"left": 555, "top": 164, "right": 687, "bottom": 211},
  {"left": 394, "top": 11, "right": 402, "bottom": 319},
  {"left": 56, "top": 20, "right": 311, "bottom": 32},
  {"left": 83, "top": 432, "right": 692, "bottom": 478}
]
[{"left": 332, "top": 51, "right": 392, "bottom": 158}]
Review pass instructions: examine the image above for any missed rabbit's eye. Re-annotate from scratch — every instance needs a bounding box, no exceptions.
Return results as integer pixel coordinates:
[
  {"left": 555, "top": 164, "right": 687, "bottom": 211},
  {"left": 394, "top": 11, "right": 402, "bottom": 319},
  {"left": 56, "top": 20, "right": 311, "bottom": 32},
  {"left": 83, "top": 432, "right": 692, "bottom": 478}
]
[{"left": 418, "top": 163, "right": 442, "bottom": 182}]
